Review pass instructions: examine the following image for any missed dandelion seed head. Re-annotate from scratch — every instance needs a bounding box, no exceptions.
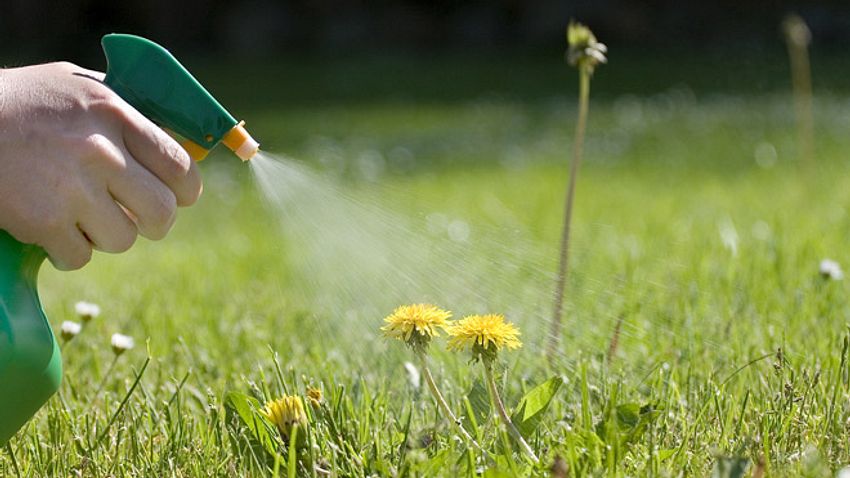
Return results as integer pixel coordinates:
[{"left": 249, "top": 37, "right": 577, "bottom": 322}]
[
  {"left": 820, "top": 259, "right": 844, "bottom": 281},
  {"left": 110, "top": 333, "right": 135, "bottom": 355},
  {"left": 60, "top": 321, "right": 82, "bottom": 342},
  {"left": 75, "top": 301, "right": 101, "bottom": 322}
]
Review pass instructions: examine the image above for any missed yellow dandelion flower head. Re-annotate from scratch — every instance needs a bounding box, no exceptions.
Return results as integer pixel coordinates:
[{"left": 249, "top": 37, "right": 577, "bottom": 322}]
[
  {"left": 381, "top": 304, "right": 452, "bottom": 345},
  {"left": 447, "top": 314, "right": 522, "bottom": 358},
  {"left": 261, "top": 395, "right": 306, "bottom": 439}
]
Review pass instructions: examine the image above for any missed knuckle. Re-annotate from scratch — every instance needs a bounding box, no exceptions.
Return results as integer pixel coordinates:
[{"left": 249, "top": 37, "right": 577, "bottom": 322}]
[
  {"left": 87, "top": 94, "right": 124, "bottom": 117},
  {"left": 80, "top": 133, "right": 124, "bottom": 168},
  {"left": 82, "top": 133, "right": 113, "bottom": 155},
  {"left": 67, "top": 83, "right": 115, "bottom": 116}
]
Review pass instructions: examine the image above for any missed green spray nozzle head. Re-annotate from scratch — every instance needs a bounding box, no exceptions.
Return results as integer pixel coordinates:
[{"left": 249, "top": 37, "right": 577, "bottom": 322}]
[{"left": 102, "top": 34, "right": 259, "bottom": 161}]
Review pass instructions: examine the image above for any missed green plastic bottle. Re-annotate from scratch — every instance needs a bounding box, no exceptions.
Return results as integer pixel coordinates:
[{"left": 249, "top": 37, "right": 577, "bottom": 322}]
[{"left": 0, "top": 34, "right": 259, "bottom": 446}]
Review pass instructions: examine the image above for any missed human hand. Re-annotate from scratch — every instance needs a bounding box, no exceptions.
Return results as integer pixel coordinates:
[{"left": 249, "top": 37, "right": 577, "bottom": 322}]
[{"left": 0, "top": 62, "right": 202, "bottom": 270}]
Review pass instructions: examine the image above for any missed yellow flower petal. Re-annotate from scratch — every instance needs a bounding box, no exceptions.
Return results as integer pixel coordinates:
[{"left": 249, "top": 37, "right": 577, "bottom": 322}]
[
  {"left": 381, "top": 304, "right": 452, "bottom": 344},
  {"left": 447, "top": 314, "right": 522, "bottom": 353}
]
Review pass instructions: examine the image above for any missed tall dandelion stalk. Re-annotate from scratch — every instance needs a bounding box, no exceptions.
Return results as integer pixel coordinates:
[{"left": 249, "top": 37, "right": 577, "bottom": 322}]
[
  {"left": 783, "top": 14, "right": 815, "bottom": 167},
  {"left": 547, "top": 21, "right": 607, "bottom": 364},
  {"left": 381, "top": 304, "right": 480, "bottom": 448},
  {"left": 448, "top": 314, "right": 538, "bottom": 463}
]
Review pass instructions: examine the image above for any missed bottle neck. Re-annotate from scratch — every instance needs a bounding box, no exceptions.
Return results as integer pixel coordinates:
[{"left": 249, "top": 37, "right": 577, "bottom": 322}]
[{"left": 0, "top": 230, "right": 46, "bottom": 290}]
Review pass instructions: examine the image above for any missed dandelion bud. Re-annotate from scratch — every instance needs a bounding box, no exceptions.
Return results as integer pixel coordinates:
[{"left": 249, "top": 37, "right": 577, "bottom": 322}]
[
  {"left": 783, "top": 14, "right": 811, "bottom": 48},
  {"left": 306, "top": 386, "right": 323, "bottom": 408},
  {"left": 75, "top": 301, "right": 101, "bottom": 323},
  {"left": 60, "top": 321, "right": 82, "bottom": 342},
  {"left": 110, "top": 333, "right": 135, "bottom": 355},
  {"left": 566, "top": 20, "right": 607, "bottom": 74}
]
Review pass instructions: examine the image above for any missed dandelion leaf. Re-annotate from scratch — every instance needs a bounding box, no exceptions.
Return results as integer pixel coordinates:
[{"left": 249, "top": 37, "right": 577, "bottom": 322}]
[
  {"left": 596, "top": 402, "right": 660, "bottom": 450},
  {"left": 511, "top": 376, "right": 563, "bottom": 438},
  {"left": 224, "top": 391, "right": 281, "bottom": 461}
]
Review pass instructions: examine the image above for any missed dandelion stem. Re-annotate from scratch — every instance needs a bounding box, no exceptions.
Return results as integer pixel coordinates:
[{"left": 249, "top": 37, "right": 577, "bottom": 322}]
[
  {"left": 416, "top": 351, "right": 480, "bottom": 449},
  {"left": 784, "top": 14, "right": 815, "bottom": 167},
  {"left": 548, "top": 64, "right": 591, "bottom": 364},
  {"left": 92, "top": 354, "right": 119, "bottom": 401},
  {"left": 483, "top": 362, "right": 539, "bottom": 463}
]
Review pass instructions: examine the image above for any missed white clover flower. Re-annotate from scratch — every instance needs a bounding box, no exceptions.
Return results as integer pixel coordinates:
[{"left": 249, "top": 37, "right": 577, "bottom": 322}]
[
  {"left": 837, "top": 466, "right": 850, "bottom": 478},
  {"left": 820, "top": 259, "right": 844, "bottom": 281},
  {"left": 75, "top": 301, "right": 101, "bottom": 322},
  {"left": 111, "top": 333, "right": 135, "bottom": 355},
  {"left": 60, "top": 321, "right": 82, "bottom": 342},
  {"left": 403, "top": 361, "right": 420, "bottom": 390}
]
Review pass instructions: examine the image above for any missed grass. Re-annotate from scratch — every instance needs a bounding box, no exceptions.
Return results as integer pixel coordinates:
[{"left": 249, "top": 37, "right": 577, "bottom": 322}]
[{"left": 5, "top": 53, "right": 850, "bottom": 476}]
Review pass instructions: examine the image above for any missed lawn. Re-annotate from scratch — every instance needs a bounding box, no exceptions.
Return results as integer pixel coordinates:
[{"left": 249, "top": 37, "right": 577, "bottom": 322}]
[{"left": 4, "top": 52, "right": 850, "bottom": 476}]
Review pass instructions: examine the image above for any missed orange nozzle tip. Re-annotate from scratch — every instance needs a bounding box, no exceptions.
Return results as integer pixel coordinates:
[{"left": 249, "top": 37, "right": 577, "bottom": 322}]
[{"left": 222, "top": 121, "right": 260, "bottom": 161}]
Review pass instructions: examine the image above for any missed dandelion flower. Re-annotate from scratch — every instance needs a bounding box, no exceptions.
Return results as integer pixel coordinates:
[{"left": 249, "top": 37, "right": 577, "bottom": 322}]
[
  {"left": 261, "top": 395, "right": 307, "bottom": 441},
  {"left": 820, "top": 259, "right": 844, "bottom": 281},
  {"left": 448, "top": 314, "right": 521, "bottom": 361},
  {"left": 75, "top": 301, "right": 101, "bottom": 322},
  {"left": 110, "top": 333, "right": 135, "bottom": 355},
  {"left": 60, "top": 321, "right": 82, "bottom": 342},
  {"left": 306, "top": 386, "right": 323, "bottom": 407},
  {"left": 381, "top": 304, "right": 452, "bottom": 348},
  {"left": 382, "top": 307, "right": 478, "bottom": 447},
  {"left": 451, "top": 314, "right": 536, "bottom": 462}
]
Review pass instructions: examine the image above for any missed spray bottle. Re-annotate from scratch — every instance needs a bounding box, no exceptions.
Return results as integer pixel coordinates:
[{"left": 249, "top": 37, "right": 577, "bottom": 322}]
[{"left": 0, "top": 34, "right": 259, "bottom": 445}]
